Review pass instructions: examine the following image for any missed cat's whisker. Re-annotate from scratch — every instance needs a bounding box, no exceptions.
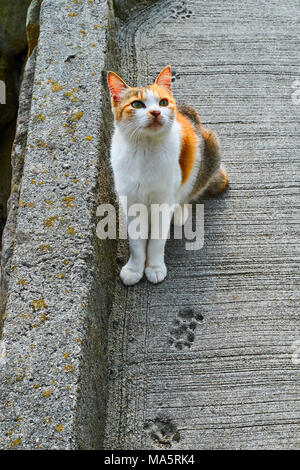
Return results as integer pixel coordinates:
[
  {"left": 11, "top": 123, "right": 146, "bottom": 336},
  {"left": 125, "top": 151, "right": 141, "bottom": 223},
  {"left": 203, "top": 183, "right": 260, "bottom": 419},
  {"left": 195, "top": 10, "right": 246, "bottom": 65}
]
[{"left": 129, "top": 125, "right": 142, "bottom": 143}]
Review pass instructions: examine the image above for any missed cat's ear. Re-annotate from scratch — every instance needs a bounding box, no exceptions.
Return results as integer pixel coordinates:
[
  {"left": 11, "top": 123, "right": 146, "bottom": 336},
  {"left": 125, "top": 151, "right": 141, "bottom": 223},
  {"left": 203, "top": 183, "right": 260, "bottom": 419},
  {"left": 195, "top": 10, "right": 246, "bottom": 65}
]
[
  {"left": 107, "top": 71, "right": 129, "bottom": 105},
  {"left": 154, "top": 65, "right": 172, "bottom": 93}
]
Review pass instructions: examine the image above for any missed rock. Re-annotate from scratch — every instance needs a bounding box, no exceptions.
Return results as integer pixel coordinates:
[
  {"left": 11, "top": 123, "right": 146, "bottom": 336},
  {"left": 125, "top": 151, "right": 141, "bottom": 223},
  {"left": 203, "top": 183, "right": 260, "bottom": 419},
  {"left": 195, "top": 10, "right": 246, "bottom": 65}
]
[
  {"left": 0, "top": 0, "right": 114, "bottom": 450},
  {"left": 26, "top": 0, "right": 42, "bottom": 57},
  {"left": 0, "top": 49, "right": 37, "bottom": 346},
  {"left": 0, "top": 0, "right": 32, "bottom": 56}
]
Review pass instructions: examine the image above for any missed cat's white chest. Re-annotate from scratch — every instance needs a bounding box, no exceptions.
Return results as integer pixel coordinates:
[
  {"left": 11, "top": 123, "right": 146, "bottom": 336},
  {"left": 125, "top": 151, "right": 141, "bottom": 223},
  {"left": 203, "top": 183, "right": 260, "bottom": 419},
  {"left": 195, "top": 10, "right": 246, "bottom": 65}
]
[{"left": 110, "top": 125, "right": 181, "bottom": 205}]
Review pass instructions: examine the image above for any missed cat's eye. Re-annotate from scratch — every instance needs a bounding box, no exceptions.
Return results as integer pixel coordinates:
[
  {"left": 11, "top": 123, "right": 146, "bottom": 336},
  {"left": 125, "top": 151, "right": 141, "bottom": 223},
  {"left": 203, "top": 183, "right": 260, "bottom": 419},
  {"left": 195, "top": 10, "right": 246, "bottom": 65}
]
[
  {"left": 131, "top": 100, "right": 145, "bottom": 109},
  {"left": 159, "top": 99, "right": 169, "bottom": 107}
]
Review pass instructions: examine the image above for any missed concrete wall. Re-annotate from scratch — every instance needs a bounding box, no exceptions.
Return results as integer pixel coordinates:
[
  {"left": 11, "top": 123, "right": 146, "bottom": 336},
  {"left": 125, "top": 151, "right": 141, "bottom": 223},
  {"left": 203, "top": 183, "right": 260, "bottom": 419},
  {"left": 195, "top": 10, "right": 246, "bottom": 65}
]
[{"left": 0, "top": 0, "right": 119, "bottom": 449}]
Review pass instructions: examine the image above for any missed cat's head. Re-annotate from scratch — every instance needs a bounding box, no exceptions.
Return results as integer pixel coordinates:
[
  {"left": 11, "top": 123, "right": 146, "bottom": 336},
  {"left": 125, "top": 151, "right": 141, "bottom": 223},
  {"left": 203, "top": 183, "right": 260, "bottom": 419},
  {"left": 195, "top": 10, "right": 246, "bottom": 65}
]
[{"left": 107, "top": 65, "right": 176, "bottom": 139}]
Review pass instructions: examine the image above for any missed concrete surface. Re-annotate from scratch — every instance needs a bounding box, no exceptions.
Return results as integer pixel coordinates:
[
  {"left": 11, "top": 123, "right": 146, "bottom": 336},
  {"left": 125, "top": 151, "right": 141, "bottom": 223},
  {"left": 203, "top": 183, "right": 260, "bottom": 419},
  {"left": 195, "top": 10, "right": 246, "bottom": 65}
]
[
  {"left": 0, "top": 0, "right": 116, "bottom": 449},
  {"left": 0, "top": 0, "right": 299, "bottom": 450},
  {"left": 104, "top": 0, "right": 300, "bottom": 450}
]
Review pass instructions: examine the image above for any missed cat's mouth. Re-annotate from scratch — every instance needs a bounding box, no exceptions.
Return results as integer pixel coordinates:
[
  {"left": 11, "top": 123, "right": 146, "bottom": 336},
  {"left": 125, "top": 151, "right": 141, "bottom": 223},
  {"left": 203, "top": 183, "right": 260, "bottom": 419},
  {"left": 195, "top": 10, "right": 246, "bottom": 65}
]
[{"left": 146, "top": 120, "right": 163, "bottom": 129}]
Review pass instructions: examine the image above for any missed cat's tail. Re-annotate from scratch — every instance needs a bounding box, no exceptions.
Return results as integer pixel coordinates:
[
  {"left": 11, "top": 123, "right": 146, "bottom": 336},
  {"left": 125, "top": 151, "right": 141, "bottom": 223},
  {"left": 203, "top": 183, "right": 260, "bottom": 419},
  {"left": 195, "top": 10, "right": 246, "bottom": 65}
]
[
  {"left": 190, "top": 127, "right": 228, "bottom": 199},
  {"left": 205, "top": 163, "right": 229, "bottom": 195},
  {"left": 201, "top": 128, "right": 228, "bottom": 195}
]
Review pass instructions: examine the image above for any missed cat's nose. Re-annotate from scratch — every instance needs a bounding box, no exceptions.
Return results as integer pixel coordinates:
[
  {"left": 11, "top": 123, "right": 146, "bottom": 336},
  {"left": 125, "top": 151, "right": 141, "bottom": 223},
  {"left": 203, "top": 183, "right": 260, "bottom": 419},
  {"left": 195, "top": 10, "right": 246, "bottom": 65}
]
[{"left": 150, "top": 110, "right": 161, "bottom": 118}]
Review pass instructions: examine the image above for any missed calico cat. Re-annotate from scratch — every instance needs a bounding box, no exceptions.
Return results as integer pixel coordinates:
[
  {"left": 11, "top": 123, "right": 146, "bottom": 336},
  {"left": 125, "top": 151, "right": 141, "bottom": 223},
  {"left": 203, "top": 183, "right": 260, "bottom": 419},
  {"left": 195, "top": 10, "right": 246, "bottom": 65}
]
[{"left": 107, "top": 65, "right": 228, "bottom": 285}]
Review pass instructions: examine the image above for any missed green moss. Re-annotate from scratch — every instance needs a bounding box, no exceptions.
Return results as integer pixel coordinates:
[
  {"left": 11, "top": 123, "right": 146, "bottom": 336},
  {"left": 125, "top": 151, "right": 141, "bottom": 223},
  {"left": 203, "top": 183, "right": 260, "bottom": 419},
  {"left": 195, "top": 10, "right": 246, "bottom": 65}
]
[
  {"left": 39, "top": 244, "right": 53, "bottom": 252},
  {"left": 55, "top": 424, "right": 64, "bottom": 432},
  {"left": 62, "top": 196, "right": 75, "bottom": 208},
  {"left": 72, "top": 111, "right": 82, "bottom": 121},
  {"left": 36, "top": 139, "right": 47, "bottom": 148},
  {"left": 11, "top": 438, "right": 22, "bottom": 447},
  {"left": 43, "top": 216, "right": 57, "bottom": 227},
  {"left": 31, "top": 298, "right": 47, "bottom": 312},
  {"left": 33, "top": 113, "right": 46, "bottom": 123}
]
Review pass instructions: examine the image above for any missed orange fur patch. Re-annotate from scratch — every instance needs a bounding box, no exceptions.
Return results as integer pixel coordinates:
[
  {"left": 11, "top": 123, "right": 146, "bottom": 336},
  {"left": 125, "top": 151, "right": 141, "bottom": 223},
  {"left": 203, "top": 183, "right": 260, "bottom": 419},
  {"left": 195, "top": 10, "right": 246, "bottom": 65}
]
[
  {"left": 177, "top": 112, "right": 198, "bottom": 185},
  {"left": 114, "top": 88, "right": 141, "bottom": 121},
  {"left": 150, "top": 83, "right": 175, "bottom": 107}
]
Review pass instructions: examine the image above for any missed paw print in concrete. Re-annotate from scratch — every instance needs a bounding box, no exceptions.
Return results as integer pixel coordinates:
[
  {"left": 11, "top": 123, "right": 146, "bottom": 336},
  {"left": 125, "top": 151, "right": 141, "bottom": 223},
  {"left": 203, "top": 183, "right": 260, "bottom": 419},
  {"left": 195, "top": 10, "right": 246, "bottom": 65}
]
[
  {"left": 170, "top": 1, "right": 193, "bottom": 20},
  {"left": 168, "top": 307, "right": 203, "bottom": 350},
  {"left": 144, "top": 415, "right": 181, "bottom": 449},
  {"left": 171, "top": 70, "right": 181, "bottom": 83}
]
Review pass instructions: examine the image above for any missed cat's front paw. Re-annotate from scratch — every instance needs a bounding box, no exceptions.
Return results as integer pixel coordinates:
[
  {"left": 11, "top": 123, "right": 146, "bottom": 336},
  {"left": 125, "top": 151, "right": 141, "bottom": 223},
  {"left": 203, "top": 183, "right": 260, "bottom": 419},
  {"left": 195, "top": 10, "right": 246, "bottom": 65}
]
[
  {"left": 145, "top": 263, "right": 167, "bottom": 284},
  {"left": 120, "top": 264, "right": 143, "bottom": 286}
]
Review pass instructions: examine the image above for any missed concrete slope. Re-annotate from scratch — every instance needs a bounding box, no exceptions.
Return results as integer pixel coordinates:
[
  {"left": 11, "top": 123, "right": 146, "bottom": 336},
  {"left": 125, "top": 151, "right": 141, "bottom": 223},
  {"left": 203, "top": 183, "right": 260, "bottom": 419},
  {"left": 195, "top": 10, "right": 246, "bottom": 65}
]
[{"left": 104, "top": 0, "right": 300, "bottom": 449}]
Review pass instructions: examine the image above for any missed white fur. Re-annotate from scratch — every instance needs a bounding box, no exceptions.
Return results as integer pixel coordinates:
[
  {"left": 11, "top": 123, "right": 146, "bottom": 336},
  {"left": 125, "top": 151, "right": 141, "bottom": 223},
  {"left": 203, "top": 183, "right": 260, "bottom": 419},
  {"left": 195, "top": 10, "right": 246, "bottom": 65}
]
[{"left": 110, "top": 90, "right": 201, "bottom": 285}]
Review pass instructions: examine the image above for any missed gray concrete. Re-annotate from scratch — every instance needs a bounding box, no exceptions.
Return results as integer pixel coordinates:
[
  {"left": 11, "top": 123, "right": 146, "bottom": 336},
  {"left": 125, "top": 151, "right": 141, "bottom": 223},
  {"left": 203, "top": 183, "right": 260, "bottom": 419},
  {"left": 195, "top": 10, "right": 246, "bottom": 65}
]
[
  {"left": 0, "top": 0, "right": 299, "bottom": 450},
  {"left": 104, "top": 0, "right": 300, "bottom": 450},
  {"left": 0, "top": 0, "right": 116, "bottom": 449}
]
